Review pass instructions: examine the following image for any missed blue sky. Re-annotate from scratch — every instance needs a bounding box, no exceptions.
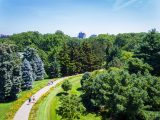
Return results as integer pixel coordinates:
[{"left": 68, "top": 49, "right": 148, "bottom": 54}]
[{"left": 0, "top": 0, "right": 160, "bottom": 36}]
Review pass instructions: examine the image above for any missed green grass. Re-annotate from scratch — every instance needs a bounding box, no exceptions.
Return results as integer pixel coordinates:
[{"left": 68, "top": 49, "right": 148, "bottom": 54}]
[
  {"left": 29, "top": 75, "right": 82, "bottom": 120},
  {"left": 0, "top": 79, "right": 52, "bottom": 120},
  {"left": 29, "top": 73, "right": 101, "bottom": 120}
]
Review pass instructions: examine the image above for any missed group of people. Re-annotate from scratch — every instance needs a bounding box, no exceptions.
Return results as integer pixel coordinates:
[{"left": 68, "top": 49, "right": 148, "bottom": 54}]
[
  {"left": 47, "top": 80, "right": 54, "bottom": 86},
  {"left": 28, "top": 80, "right": 55, "bottom": 105},
  {"left": 28, "top": 96, "right": 36, "bottom": 104}
]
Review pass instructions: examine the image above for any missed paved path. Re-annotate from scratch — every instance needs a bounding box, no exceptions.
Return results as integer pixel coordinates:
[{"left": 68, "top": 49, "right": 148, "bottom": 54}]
[{"left": 14, "top": 77, "right": 67, "bottom": 120}]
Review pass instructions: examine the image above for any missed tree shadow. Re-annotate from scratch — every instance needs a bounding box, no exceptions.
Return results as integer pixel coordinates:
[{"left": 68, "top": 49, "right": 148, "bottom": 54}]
[
  {"left": 56, "top": 92, "right": 68, "bottom": 96},
  {"left": 76, "top": 87, "right": 83, "bottom": 91}
]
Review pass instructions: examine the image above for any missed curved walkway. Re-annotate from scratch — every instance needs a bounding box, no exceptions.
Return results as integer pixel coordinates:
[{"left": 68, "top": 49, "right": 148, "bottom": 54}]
[{"left": 14, "top": 77, "right": 67, "bottom": 120}]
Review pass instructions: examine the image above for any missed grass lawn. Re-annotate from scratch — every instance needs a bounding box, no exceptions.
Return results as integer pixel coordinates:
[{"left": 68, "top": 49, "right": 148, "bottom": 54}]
[
  {"left": 29, "top": 73, "right": 101, "bottom": 120},
  {"left": 29, "top": 75, "right": 82, "bottom": 120},
  {"left": 0, "top": 79, "right": 52, "bottom": 120}
]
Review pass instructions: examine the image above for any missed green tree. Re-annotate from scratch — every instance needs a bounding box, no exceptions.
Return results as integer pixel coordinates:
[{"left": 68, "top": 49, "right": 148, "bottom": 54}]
[
  {"left": 57, "top": 94, "right": 86, "bottom": 120},
  {"left": 61, "top": 80, "right": 72, "bottom": 92},
  {"left": 21, "top": 59, "right": 33, "bottom": 90},
  {"left": 128, "top": 58, "right": 153, "bottom": 74},
  {"left": 81, "top": 41, "right": 101, "bottom": 72},
  {"left": 80, "top": 72, "right": 91, "bottom": 88},
  {"left": 106, "top": 46, "right": 122, "bottom": 68},
  {"left": 82, "top": 69, "right": 160, "bottom": 119},
  {"left": 58, "top": 43, "right": 70, "bottom": 76},
  {"left": 48, "top": 58, "right": 61, "bottom": 78},
  {"left": 67, "top": 40, "right": 81, "bottom": 74},
  {"left": 0, "top": 44, "right": 22, "bottom": 102},
  {"left": 137, "top": 29, "right": 160, "bottom": 75},
  {"left": 23, "top": 48, "right": 45, "bottom": 80}
]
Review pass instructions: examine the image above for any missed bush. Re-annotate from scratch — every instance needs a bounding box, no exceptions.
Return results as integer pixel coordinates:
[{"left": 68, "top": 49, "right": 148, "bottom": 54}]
[
  {"left": 61, "top": 80, "right": 72, "bottom": 92},
  {"left": 57, "top": 94, "right": 86, "bottom": 120}
]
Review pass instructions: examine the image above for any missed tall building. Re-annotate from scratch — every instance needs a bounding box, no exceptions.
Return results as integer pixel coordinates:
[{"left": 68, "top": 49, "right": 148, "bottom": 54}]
[
  {"left": 77, "top": 32, "right": 86, "bottom": 39},
  {"left": 0, "top": 34, "right": 9, "bottom": 38}
]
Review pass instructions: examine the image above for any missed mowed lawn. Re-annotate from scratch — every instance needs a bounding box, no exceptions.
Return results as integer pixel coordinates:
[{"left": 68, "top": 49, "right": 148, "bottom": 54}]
[
  {"left": 29, "top": 74, "right": 101, "bottom": 120},
  {"left": 0, "top": 79, "right": 52, "bottom": 120},
  {"left": 29, "top": 75, "right": 82, "bottom": 120}
]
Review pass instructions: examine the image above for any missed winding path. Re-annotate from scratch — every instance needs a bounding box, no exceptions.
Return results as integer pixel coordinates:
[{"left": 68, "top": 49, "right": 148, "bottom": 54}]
[{"left": 14, "top": 77, "right": 67, "bottom": 120}]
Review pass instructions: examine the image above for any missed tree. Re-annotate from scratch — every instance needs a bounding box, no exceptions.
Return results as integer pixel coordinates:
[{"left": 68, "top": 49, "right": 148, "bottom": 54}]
[
  {"left": 137, "top": 29, "right": 160, "bottom": 75},
  {"left": 80, "top": 72, "right": 91, "bottom": 89},
  {"left": 57, "top": 94, "right": 86, "bottom": 120},
  {"left": 106, "top": 46, "right": 122, "bottom": 68},
  {"left": 107, "top": 57, "right": 122, "bottom": 68},
  {"left": 89, "top": 34, "right": 113, "bottom": 64},
  {"left": 48, "top": 58, "right": 61, "bottom": 78},
  {"left": 58, "top": 43, "right": 70, "bottom": 76},
  {"left": 81, "top": 69, "right": 160, "bottom": 119},
  {"left": 21, "top": 59, "right": 34, "bottom": 90},
  {"left": 55, "top": 30, "right": 64, "bottom": 35},
  {"left": 33, "top": 54, "right": 45, "bottom": 80},
  {"left": 61, "top": 80, "right": 72, "bottom": 92},
  {"left": 67, "top": 40, "right": 80, "bottom": 74},
  {"left": 23, "top": 48, "right": 45, "bottom": 80},
  {"left": 81, "top": 41, "right": 101, "bottom": 71},
  {"left": 0, "top": 44, "right": 22, "bottom": 102},
  {"left": 128, "top": 58, "right": 153, "bottom": 74}
]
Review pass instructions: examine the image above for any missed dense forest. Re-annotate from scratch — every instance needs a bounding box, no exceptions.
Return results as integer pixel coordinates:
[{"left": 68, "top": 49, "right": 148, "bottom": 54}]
[{"left": 0, "top": 29, "right": 160, "bottom": 119}]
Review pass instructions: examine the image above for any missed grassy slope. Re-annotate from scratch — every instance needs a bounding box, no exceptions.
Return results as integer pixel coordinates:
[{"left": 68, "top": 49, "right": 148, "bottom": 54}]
[
  {"left": 29, "top": 73, "right": 102, "bottom": 120},
  {"left": 29, "top": 75, "right": 82, "bottom": 120},
  {"left": 0, "top": 79, "right": 52, "bottom": 120}
]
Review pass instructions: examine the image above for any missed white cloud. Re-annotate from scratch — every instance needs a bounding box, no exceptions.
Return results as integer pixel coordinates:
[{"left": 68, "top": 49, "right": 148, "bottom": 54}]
[{"left": 113, "top": 0, "right": 139, "bottom": 11}]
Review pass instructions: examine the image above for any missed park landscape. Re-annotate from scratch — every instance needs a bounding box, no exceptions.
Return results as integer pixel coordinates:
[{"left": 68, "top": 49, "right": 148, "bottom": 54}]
[
  {"left": 0, "top": 29, "right": 160, "bottom": 120},
  {"left": 0, "top": 0, "right": 160, "bottom": 120}
]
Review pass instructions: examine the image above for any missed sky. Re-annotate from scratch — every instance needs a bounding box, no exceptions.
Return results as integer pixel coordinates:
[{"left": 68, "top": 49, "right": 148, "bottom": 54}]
[{"left": 0, "top": 0, "right": 160, "bottom": 37}]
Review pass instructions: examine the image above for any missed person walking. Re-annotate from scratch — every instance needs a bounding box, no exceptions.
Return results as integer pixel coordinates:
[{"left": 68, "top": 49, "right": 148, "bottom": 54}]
[
  {"left": 32, "top": 96, "right": 36, "bottom": 102},
  {"left": 28, "top": 97, "right": 31, "bottom": 104}
]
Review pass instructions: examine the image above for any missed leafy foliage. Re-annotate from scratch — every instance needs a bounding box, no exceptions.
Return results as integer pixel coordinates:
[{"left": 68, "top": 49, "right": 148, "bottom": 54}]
[
  {"left": 137, "top": 29, "right": 160, "bottom": 75},
  {"left": 1, "top": 29, "right": 160, "bottom": 119},
  {"left": 0, "top": 44, "right": 22, "bottom": 102},
  {"left": 106, "top": 46, "right": 123, "bottom": 68},
  {"left": 48, "top": 58, "right": 61, "bottom": 78},
  {"left": 80, "top": 72, "right": 91, "bottom": 89},
  {"left": 81, "top": 69, "right": 160, "bottom": 120},
  {"left": 127, "top": 58, "right": 153, "bottom": 74},
  {"left": 57, "top": 94, "right": 86, "bottom": 120},
  {"left": 61, "top": 80, "right": 72, "bottom": 92}
]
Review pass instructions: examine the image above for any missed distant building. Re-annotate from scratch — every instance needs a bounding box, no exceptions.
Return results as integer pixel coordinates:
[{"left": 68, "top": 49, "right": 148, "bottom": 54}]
[
  {"left": 0, "top": 34, "right": 9, "bottom": 38},
  {"left": 78, "top": 32, "right": 86, "bottom": 39},
  {"left": 90, "top": 34, "right": 97, "bottom": 38}
]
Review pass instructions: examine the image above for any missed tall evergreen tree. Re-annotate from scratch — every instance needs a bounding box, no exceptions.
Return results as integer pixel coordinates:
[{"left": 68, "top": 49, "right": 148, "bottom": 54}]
[
  {"left": 48, "top": 58, "right": 61, "bottom": 78},
  {"left": 33, "top": 54, "right": 45, "bottom": 80},
  {"left": 23, "top": 48, "right": 45, "bottom": 80},
  {"left": 0, "top": 44, "right": 22, "bottom": 102},
  {"left": 137, "top": 29, "right": 160, "bottom": 75},
  {"left": 67, "top": 40, "right": 81, "bottom": 74},
  {"left": 58, "top": 43, "right": 70, "bottom": 76},
  {"left": 81, "top": 41, "right": 101, "bottom": 72},
  {"left": 21, "top": 59, "right": 33, "bottom": 90}
]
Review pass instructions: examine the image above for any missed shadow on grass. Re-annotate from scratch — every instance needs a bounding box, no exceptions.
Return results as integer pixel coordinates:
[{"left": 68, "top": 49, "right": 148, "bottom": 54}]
[
  {"left": 56, "top": 92, "right": 68, "bottom": 96},
  {"left": 77, "top": 87, "right": 83, "bottom": 91}
]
